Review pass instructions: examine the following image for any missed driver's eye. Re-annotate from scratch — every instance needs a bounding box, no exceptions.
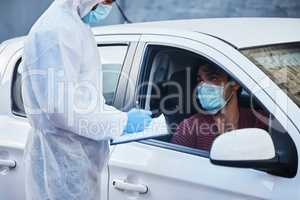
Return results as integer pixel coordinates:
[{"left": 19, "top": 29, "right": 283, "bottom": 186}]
[
  {"left": 197, "top": 76, "right": 202, "bottom": 82},
  {"left": 209, "top": 76, "right": 218, "bottom": 82}
]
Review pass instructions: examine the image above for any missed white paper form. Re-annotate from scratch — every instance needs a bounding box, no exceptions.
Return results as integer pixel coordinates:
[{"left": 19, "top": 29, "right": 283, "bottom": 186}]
[{"left": 111, "top": 114, "right": 169, "bottom": 145}]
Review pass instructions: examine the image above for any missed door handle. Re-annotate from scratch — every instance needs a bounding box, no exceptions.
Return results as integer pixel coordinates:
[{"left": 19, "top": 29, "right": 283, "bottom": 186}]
[
  {"left": 112, "top": 179, "right": 148, "bottom": 194},
  {"left": 0, "top": 159, "right": 17, "bottom": 168}
]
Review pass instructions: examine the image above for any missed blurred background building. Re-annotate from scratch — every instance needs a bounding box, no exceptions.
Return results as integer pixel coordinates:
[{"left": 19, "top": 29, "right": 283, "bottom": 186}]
[{"left": 1, "top": 0, "right": 300, "bottom": 42}]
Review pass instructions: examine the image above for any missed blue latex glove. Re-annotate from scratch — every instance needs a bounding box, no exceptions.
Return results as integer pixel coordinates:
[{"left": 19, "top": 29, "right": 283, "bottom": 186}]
[{"left": 123, "top": 109, "right": 152, "bottom": 134}]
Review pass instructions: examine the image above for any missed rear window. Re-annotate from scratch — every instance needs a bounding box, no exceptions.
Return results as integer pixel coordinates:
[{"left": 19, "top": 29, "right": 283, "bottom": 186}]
[{"left": 241, "top": 43, "right": 300, "bottom": 107}]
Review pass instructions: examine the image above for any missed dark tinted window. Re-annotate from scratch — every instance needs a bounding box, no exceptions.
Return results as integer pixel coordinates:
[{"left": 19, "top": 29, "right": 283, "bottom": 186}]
[{"left": 11, "top": 59, "right": 25, "bottom": 117}]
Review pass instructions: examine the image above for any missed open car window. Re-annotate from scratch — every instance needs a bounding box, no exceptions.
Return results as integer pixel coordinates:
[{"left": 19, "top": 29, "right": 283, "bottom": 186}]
[
  {"left": 113, "top": 44, "right": 297, "bottom": 177},
  {"left": 139, "top": 45, "right": 269, "bottom": 146}
]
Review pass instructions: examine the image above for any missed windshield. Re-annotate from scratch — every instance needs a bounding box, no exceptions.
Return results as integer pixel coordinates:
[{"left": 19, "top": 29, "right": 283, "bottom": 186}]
[{"left": 241, "top": 43, "right": 300, "bottom": 107}]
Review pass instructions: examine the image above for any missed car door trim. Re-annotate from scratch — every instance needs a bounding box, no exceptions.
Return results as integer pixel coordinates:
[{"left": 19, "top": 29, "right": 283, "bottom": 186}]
[
  {"left": 140, "top": 139, "right": 210, "bottom": 158},
  {"left": 95, "top": 35, "right": 141, "bottom": 110}
]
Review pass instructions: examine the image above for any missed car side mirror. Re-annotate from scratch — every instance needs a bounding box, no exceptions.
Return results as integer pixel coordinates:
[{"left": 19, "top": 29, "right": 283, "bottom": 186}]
[{"left": 210, "top": 128, "right": 277, "bottom": 169}]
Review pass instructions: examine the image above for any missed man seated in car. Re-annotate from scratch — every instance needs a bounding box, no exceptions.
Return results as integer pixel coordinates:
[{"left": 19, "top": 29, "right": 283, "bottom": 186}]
[{"left": 171, "top": 63, "right": 268, "bottom": 151}]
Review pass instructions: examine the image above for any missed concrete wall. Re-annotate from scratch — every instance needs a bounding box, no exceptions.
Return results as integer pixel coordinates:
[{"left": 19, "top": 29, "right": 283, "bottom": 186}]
[
  {"left": 0, "top": 0, "right": 52, "bottom": 43},
  {"left": 121, "top": 0, "right": 300, "bottom": 22},
  {"left": 0, "top": 0, "right": 123, "bottom": 43},
  {"left": 1, "top": 0, "right": 300, "bottom": 42}
]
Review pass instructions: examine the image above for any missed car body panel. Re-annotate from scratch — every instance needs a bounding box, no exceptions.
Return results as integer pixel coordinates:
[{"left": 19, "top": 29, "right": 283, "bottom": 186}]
[
  {"left": 0, "top": 115, "right": 30, "bottom": 199},
  {"left": 0, "top": 38, "right": 23, "bottom": 84},
  {"left": 109, "top": 142, "right": 275, "bottom": 200},
  {"left": 93, "top": 18, "right": 300, "bottom": 49},
  {"left": 0, "top": 18, "right": 299, "bottom": 199}
]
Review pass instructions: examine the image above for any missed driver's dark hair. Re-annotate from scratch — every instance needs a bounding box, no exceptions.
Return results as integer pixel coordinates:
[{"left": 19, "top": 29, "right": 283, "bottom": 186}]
[
  {"left": 198, "top": 62, "right": 226, "bottom": 77},
  {"left": 198, "top": 62, "right": 242, "bottom": 96}
]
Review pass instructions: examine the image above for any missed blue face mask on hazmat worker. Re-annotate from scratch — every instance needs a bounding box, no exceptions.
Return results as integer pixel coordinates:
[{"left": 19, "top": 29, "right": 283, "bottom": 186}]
[
  {"left": 22, "top": 0, "right": 152, "bottom": 200},
  {"left": 82, "top": 3, "right": 113, "bottom": 25}
]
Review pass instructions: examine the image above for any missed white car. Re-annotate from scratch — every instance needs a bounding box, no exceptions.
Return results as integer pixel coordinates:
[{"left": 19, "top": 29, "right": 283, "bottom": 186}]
[{"left": 1, "top": 18, "right": 300, "bottom": 200}]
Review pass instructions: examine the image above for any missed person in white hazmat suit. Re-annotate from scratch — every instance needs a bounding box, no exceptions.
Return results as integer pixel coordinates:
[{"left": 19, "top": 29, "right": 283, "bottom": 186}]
[{"left": 21, "top": 0, "right": 152, "bottom": 199}]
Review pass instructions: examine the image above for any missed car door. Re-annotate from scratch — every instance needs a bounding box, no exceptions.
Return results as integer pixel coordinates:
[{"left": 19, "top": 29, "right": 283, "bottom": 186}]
[
  {"left": 0, "top": 47, "right": 30, "bottom": 200},
  {"left": 94, "top": 34, "right": 140, "bottom": 200},
  {"left": 108, "top": 34, "right": 300, "bottom": 199}
]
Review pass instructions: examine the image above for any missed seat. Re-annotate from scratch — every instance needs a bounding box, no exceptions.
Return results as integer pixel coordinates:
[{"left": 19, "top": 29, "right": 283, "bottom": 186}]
[
  {"left": 161, "top": 68, "right": 199, "bottom": 133},
  {"left": 146, "top": 49, "right": 203, "bottom": 134}
]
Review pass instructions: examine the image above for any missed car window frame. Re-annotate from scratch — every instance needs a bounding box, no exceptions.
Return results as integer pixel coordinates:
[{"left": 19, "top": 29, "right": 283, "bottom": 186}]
[
  {"left": 97, "top": 43, "right": 129, "bottom": 106},
  {"left": 132, "top": 42, "right": 266, "bottom": 159},
  {"left": 126, "top": 34, "right": 299, "bottom": 163},
  {"left": 11, "top": 57, "right": 25, "bottom": 117},
  {"left": 95, "top": 35, "right": 140, "bottom": 111},
  {"left": 10, "top": 40, "right": 137, "bottom": 118}
]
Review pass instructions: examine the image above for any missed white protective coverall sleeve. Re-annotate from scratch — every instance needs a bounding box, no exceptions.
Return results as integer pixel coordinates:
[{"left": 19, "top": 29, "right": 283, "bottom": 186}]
[{"left": 22, "top": 0, "right": 128, "bottom": 199}]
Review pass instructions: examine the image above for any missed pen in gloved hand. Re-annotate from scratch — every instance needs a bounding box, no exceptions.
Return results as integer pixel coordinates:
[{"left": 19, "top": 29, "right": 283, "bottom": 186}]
[{"left": 135, "top": 100, "right": 140, "bottom": 109}]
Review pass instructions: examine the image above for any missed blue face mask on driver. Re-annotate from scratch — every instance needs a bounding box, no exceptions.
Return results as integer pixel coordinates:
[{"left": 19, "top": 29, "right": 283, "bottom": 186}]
[
  {"left": 82, "top": 4, "right": 113, "bottom": 25},
  {"left": 197, "top": 82, "right": 233, "bottom": 114}
]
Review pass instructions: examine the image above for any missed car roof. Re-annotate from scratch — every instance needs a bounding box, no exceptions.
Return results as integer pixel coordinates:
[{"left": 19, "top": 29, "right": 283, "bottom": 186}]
[
  {"left": 3, "top": 18, "right": 300, "bottom": 50},
  {"left": 93, "top": 18, "right": 300, "bottom": 49}
]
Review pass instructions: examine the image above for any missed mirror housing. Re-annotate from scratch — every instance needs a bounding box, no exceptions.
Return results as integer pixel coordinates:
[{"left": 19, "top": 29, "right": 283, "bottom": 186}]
[{"left": 210, "top": 128, "right": 278, "bottom": 169}]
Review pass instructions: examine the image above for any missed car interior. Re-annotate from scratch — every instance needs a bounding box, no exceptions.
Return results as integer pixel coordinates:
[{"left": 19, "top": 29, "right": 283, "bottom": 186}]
[{"left": 139, "top": 45, "right": 267, "bottom": 140}]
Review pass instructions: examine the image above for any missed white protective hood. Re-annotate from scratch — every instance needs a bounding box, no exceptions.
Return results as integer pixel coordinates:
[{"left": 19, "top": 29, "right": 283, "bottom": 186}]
[{"left": 65, "top": 0, "right": 100, "bottom": 18}]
